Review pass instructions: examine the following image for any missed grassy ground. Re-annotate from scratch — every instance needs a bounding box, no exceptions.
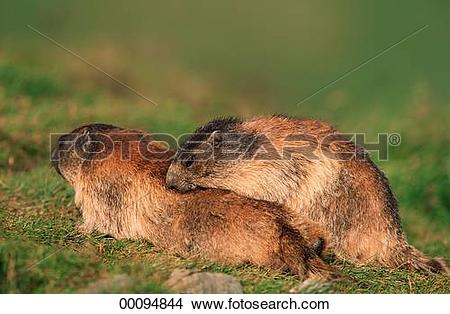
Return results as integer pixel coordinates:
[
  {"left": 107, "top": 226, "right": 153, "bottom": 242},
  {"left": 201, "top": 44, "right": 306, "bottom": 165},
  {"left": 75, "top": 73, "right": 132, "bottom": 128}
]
[{"left": 0, "top": 62, "right": 448, "bottom": 293}]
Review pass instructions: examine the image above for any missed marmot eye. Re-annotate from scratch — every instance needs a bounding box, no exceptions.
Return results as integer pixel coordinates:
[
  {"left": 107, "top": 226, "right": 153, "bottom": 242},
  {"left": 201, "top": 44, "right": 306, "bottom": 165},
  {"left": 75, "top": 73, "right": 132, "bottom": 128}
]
[{"left": 183, "top": 155, "right": 195, "bottom": 168}]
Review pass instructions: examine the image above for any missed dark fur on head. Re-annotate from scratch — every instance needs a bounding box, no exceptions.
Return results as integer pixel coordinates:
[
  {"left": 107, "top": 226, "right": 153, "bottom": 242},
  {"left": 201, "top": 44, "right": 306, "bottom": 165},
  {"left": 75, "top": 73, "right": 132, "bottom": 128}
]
[{"left": 181, "top": 116, "right": 243, "bottom": 150}]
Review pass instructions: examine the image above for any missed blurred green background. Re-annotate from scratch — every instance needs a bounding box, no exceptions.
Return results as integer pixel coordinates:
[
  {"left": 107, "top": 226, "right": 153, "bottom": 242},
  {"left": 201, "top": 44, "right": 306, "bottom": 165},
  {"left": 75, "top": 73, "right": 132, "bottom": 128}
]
[
  {"left": 1, "top": 1, "right": 450, "bottom": 121},
  {"left": 0, "top": 0, "right": 449, "bottom": 293}
]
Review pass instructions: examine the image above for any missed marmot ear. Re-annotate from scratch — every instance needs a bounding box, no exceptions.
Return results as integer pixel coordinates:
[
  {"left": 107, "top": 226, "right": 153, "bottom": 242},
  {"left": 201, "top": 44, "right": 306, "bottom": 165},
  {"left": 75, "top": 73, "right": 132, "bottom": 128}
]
[
  {"left": 207, "top": 130, "right": 222, "bottom": 147},
  {"left": 76, "top": 129, "right": 98, "bottom": 156},
  {"left": 80, "top": 129, "right": 94, "bottom": 147}
]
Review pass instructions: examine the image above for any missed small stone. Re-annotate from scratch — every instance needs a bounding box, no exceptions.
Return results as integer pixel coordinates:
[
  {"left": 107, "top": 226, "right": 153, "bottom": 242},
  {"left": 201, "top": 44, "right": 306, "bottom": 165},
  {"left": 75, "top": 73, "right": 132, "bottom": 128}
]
[
  {"left": 165, "top": 268, "right": 242, "bottom": 293},
  {"left": 289, "top": 278, "right": 334, "bottom": 294}
]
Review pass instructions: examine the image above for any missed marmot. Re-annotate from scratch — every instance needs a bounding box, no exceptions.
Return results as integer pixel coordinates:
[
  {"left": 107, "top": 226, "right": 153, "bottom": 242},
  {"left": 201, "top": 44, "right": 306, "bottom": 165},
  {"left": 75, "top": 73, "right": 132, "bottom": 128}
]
[
  {"left": 166, "top": 115, "right": 448, "bottom": 274},
  {"left": 51, "top": 123, "right": 331, "bottom": 279}
]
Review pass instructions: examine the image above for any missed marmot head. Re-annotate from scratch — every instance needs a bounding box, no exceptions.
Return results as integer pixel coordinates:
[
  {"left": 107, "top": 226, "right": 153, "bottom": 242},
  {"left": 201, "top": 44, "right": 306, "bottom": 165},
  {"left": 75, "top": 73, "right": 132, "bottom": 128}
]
[
  {"left": 166, "top": 117, "right": 263, "bottom": 192},
  {"left": 52, "top": 123, "right": 172, "bottom": 185},
  {"left": 51, "top": 123, "right": 119, "bottom": 184}
]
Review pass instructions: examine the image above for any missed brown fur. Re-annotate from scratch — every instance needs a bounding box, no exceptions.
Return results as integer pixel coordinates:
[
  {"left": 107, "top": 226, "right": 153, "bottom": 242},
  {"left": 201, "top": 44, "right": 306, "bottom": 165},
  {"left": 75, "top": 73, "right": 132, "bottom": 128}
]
[
  {"left": 166, "top": 115, "right": 448, "bottom": 274},
  {"left": 52, "top": 123, "right": 331, "bottom": 279}
]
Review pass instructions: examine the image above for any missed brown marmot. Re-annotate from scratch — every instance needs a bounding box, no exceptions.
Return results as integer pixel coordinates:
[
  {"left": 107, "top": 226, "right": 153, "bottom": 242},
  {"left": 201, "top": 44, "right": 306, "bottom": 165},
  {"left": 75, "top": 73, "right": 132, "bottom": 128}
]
[
  {"left": 166, "top": 115, "right": 448, "bottom": 274},
  {"left": 51, "top": 123, "right": 331, "bottom": 279}
]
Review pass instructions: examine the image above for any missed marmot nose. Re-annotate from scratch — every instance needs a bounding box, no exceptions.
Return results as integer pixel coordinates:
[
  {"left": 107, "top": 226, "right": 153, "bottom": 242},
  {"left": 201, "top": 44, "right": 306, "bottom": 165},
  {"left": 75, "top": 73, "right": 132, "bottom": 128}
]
[
  {"left": 51, "top": 133, "right": 75, "bottom": 176},
  {"left": 51, "top": 145, "right": 62, "bottom": 176}
]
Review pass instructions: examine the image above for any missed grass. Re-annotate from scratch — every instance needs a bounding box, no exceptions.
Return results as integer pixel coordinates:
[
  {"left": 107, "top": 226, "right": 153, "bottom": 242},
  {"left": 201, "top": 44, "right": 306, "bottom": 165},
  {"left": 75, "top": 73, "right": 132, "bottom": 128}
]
[
  {"left": 0, "top": 48, "right": 449, "bottom": 293},
  {"left": 0, "top": 166, "right": 449, "bottom": 293}
]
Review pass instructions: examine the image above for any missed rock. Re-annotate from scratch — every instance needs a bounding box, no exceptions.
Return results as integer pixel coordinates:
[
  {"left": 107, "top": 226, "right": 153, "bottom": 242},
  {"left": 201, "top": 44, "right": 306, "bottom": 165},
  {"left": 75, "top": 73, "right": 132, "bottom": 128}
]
[
  {"left": 165, "top": 268, "right": 242, "bottom": 294},
  {"left": 289, "top": 278, "right": 334, "bottom": 294}
]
